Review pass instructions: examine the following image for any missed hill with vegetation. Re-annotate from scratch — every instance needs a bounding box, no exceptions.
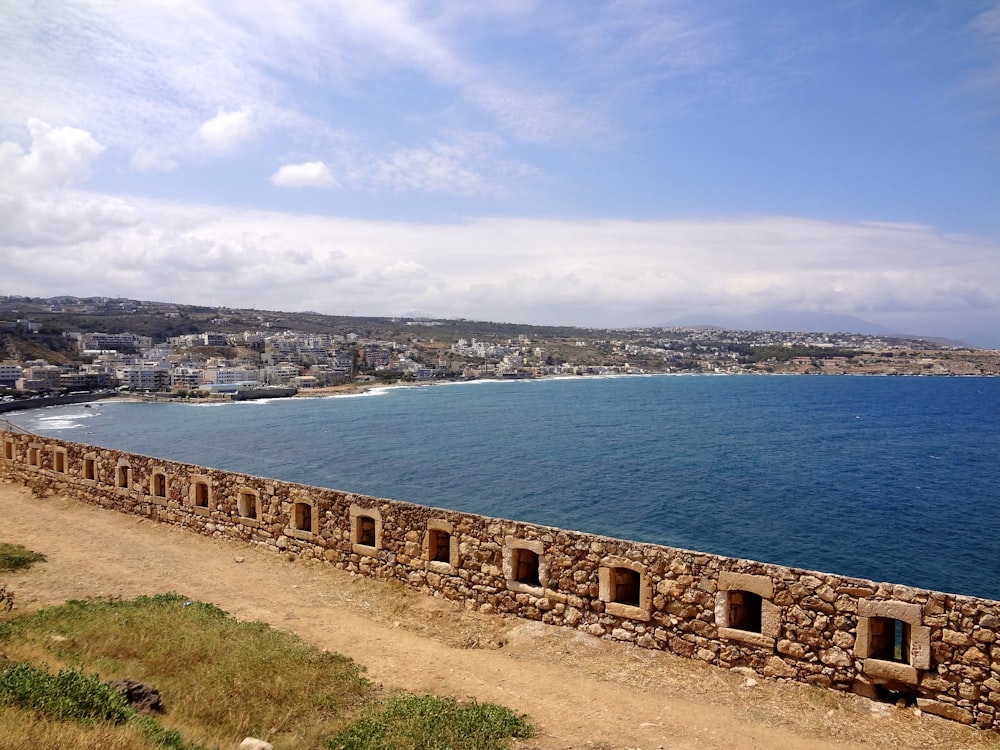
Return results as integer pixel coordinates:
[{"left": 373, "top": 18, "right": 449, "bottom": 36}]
[{"left": 3, "top": 294, "right": 998, "bottom": 379}]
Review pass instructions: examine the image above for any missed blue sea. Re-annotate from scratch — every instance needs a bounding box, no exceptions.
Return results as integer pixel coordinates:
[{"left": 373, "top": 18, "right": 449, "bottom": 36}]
[{"left": 8, "top": 375, "right": 1000, "bottom": 600}]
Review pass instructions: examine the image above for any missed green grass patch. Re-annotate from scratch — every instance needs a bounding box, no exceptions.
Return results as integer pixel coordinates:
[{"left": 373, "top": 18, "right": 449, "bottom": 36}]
[
  {"left": 0, "top": 593, "right": 533, "bottom": 749},
  {"left": 0, "top": 662, "right": 133, "bottom": 724},
  {"left": 0, "top": 542, "right": 47, "bottom": 572},
  {"left": 326, "top": 693, "right": 534, "bottom": 750},
  {"left": 0, "top": 662, "right": 203, "bottom": 749},
  {"left": 0, "top": 593, "right": 371, "bottom": 748}
]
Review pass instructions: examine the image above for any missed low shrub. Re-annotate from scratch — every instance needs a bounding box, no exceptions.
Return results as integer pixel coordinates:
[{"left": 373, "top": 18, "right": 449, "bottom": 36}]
[
  {"left": 326, "top": 693, "right": 534, "bottom": 750},
  {"left": 0, "top": 663, "right": 132, "bottom": 724},
  {"left": 0, "top": 543, "right": 46, "bottom": 573},
  {"left": 0, "top": 593, "right": 371, "bottom": 747},
  {"left": 0, "top": 662, "right": 207, "bottom": 748}
]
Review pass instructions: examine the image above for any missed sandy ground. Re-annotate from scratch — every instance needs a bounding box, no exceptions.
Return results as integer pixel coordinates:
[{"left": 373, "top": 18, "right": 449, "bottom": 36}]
[{"left": 1, "top": 482, "right": 997, "bottom": 750}]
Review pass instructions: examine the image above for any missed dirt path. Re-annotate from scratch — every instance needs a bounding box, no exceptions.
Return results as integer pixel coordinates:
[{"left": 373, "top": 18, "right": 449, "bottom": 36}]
[{"left": 1, "top": 483, "right": 994, "bottom": 750}]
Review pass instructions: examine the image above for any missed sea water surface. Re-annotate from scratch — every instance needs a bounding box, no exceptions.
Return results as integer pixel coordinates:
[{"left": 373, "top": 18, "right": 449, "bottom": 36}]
[{"left": 8, "top": 375, "right": 1000, "bottom": 600}]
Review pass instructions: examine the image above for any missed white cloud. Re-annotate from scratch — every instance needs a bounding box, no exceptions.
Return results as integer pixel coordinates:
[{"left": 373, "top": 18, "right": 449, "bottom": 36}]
[
  {"left": 0, "top": 0, "right": 693, "bottom": 173},
  {"left": 195, "top": 108, "right": 254, "bottom": 153},
  {"left": 0, "top": 119, "right": 104, "bottom": 194},
  {"left": 0, "top": 120, "right": 135, "bottom": 248},
  {"left": 130, "top": 148, "right": 178, "bottom": 174},
  {"left": 370, "top": 145, "right": 490, "bottom": 194},
  {"left": 3, "top": 193, "right": 998, "bottom": 343},
  {"left": 0, "top": 6, "right": 997, "bottom": 341},
  {"left": 468, "top": 85, "right": 601, "bottom": 145},
  {"left": 272, "top": 161, "right": 336, "bottom": 188},
  {"left": 0, "top": 192, "right": 138, "bottom": 248},
  {"left": 337, "top": 132, "right": 533, "bottom": 196}
]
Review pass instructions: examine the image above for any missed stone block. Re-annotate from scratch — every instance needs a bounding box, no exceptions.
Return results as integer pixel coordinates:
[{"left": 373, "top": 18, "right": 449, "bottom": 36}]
[
  {"left": 964, "top": 646, "right": 990, "bottom": 666},
  {"left": 718, "top": 571, "right": 773, "bottom": 598},
  {"left": 832, "top": 630, "right": 855, "bottom": 650},
  {"left": 911, "top": 625, "right": 931, "bottom": 670},
  {"left": 764, "top": 655, "right": 798, "bottom": 678},
  {"left": 778, "top": 639, "right": 807, "bottom": 659},
  {"left": 979, "top": 613, "right": 1000, "bottom": 629},
  {"left": 943, "top": 629, "right": 974, "bottom": 647},
  {"left": 916, "top": 698, "right": 974, "bottom": 725},
  {"left": 695, "top": 648, "right": 716, "bottom": 662},
  {"left": 718, "top": 627, "right": 775, "bottom": 650},
  {"left": 863, "top": 658, "right": 918, "bottom": 685},
  {"left": 958, "top": 682, "right": 980, "bottom": 701},
  {"left": 819, "top": 647, "right": 852, "bottom": 668},
  {"left": 637, "top": 633, "right": 658, "bottom": 649},
  {"left": 974, "top": 628, "right": 995, "bottom": 644},
  {"left": 858, "top": 599, "right": 922, "bottom": 623}
]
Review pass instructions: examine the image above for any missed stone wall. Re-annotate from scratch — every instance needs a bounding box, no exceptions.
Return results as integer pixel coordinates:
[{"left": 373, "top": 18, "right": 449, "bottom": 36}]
[
  {"left": 0, "top": 393, "right": 113, "bottom": 414},
  {"left": 3, "top": 430, "right": 999, "bottom": 731}
]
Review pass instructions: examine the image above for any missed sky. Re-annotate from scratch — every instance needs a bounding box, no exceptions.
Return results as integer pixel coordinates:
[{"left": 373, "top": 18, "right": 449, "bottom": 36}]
[{"left": 1, "top": 1, "right": 999, "bottom": 345}]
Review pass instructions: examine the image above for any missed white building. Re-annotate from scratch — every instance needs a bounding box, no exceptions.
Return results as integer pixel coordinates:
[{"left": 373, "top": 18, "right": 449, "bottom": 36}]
[
  {"left": 0, "top": 363, "right": 23, "bottom": 387},
  {"left": 204, "top": 367, "right": 260, "bottom": 385},
  {"left": 79, "top": 332, "right": 153, "bottom": 350},
  {"left": 171, "top": 367, "right": 205, "bottom": 389},
  {"left": 117, "top": 365, "right": 169, "bottom": 391}
]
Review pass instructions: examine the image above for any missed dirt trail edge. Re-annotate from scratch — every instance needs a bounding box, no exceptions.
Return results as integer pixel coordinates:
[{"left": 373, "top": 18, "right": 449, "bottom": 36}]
[{"left": 1, "top": 484, "right": 992, "bottom": 750}]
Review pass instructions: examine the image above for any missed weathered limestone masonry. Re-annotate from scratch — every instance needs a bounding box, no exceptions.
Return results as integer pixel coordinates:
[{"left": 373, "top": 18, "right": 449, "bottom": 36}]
[{"left": 4, "top": 431, "right": 1000, "bottom": 731}]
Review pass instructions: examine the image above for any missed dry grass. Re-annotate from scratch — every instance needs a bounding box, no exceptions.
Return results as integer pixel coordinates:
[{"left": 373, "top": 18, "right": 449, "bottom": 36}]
[
  {"left": 0, "top": 594, "right": 371, "bottom": 749},
  {"left": 0, "top": 706, "right": 154, "bottom": 750},
  {"left": 0, "top": 591, "right": 533, "bottom": 750}
]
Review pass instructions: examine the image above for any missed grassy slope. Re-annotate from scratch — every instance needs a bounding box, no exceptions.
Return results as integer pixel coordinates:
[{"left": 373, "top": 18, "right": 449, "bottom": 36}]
[{"left": 0, "top": 587, "right": 531, "bottom": 750}]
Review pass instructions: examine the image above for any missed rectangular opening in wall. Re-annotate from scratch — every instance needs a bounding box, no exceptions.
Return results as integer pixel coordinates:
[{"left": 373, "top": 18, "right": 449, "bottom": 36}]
[
  {"left": 292, "top": 501, "right": 312, "bottom": 533},
  {"left": 152, "top": 473, "right": 167, "bottom": 497},
  {"left": 83, "top": 457, "right": 96, "bottom": 481},
  {"left": 611, "top": 566, "right": 641, "bottom": 606},
  {"left": 53, "top": 450, "right": 65, "bottom": 473},
  {"left": 357, "top": 515, "right": 376, "bottom": 547},
  {"left": 428, "top": 528, "right": 451, "bottom": 563},
  {"left": 728, "top": 590, "right": 763, "bottom": 633},
  {"left": 28, "top": 447, "right": 39, "bottom": 467},
  {"left": 116, "top": 465, "right": 130, "bottom": 488},
  {"left": 512, "top": 547, "right": 540, "bottom": 586},
  {"left": 193, "top": 481, "right": 209, "bottom": 508},
  {"left": 3, "top": 440, "right": 13, "bottom": 461},
  {"left": 349, "top": 506, "right": 382, "bottom": 555},
  {"left": 238, "top": 490, "right": 258, "bottom": 520},
  {"left": 870, "top": 617, "right": 910, "bottom": 664}
]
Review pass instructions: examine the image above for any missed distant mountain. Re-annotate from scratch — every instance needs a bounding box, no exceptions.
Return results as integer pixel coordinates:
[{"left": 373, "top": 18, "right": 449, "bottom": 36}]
[
  {"left": 955, "top": 330, "right": 1000, "bottom": 350},
  {"left": 663, "top": 310, "right": 994, "bottom": 348},
  {"left": 665, "top": 310, "right": 895, "bottom": 336}
]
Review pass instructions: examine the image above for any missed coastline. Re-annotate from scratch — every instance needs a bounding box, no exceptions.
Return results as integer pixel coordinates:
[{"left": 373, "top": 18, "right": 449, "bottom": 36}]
[{"left": 6, "top": 365, "right": 1000, "bottom": 418}]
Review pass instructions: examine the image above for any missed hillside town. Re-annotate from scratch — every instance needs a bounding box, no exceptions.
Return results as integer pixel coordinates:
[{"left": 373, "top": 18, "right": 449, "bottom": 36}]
[{"left": 1, "top": 296, "right": 999, "bottom": 403}]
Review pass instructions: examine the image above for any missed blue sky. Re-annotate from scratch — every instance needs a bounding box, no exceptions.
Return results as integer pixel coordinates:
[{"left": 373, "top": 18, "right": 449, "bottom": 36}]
[{"left": 1, "top": 1, "right": 999, "bottom": 344}]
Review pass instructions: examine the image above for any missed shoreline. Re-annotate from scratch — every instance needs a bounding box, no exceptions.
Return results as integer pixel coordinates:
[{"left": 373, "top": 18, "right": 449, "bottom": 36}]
[{"left": 5, "top": 367, "right": 1000, "bottom": 417}]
